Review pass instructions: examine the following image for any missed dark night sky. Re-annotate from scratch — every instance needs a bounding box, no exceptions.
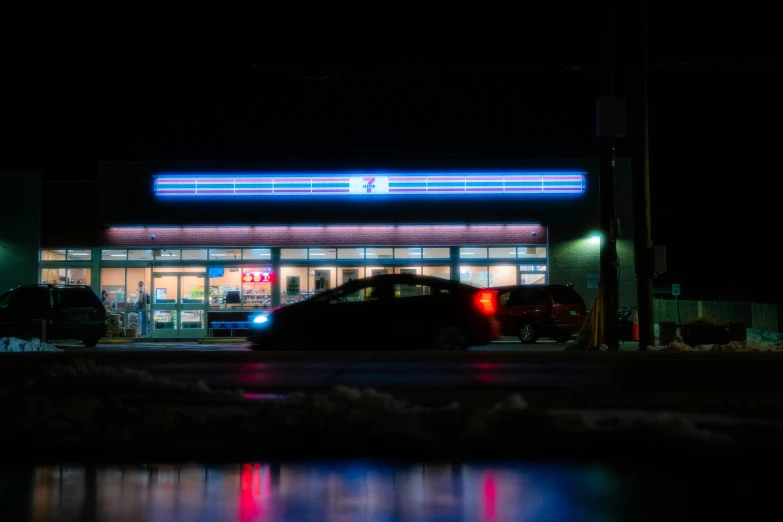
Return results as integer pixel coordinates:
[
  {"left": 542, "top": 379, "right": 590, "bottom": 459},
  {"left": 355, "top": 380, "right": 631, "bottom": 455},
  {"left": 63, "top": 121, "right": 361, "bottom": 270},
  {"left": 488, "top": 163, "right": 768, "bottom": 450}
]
[{"left": 1, "top": 7, "right": 781, "bottom": 302}]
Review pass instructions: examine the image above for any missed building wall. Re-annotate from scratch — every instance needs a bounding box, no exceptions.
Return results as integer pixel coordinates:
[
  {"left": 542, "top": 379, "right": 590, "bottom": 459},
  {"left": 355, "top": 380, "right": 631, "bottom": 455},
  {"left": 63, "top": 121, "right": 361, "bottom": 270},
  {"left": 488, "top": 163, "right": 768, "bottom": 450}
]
[
  {"left": 102, "top": 224, "right": 547, "bottom": 248},
  {"left": 37, "top": 159, "right": 640, "bottom": 307},
  {"left": 0, "top": 172, "right": 41, "bottom": 291},
  {"left": 548, "top": 158, "right": 636, "bottom": 307}
]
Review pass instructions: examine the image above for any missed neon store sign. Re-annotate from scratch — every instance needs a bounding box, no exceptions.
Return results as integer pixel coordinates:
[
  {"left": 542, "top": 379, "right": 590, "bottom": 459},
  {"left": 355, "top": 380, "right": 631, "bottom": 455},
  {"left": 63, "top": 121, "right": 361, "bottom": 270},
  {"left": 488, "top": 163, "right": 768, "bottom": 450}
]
[
  {"left": 243, "top": 271, "right": 274, "bottom": 283},
  {"left": 154, "top": 172, "right": 585, "bottom": 197}
]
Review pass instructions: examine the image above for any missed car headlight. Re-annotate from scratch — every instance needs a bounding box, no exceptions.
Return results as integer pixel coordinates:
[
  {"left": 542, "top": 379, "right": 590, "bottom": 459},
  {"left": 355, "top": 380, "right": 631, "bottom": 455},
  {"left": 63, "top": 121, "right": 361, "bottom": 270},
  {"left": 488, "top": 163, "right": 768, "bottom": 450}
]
[{"left": 253, "top": 315, "right": 269, "bottom": 324}]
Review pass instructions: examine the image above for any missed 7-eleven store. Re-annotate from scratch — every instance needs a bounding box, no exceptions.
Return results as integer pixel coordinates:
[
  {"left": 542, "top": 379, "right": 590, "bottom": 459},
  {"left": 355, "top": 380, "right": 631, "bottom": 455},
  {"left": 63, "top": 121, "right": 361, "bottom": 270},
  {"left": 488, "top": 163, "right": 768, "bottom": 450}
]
[{"left": 38, "top": 162, "right": 632, "bottom": 339}]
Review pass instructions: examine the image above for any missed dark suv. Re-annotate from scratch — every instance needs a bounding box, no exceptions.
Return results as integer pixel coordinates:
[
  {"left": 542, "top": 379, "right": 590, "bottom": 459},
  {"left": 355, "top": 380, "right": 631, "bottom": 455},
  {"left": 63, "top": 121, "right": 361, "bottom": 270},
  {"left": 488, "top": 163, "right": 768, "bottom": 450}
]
[
  {"left": 0, "top": 285, "right": 107, "bottom": 346},
  {"left": 494, "top": 284, "right": 587, "bottom": 343}
]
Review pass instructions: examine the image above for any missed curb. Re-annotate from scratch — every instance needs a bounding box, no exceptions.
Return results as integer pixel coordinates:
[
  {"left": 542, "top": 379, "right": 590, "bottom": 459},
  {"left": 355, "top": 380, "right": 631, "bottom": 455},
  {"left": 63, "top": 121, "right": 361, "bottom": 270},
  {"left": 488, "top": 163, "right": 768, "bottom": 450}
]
[
  {"left": 199, "top": 338, "right": 248, "bottom": 344},
  {"left": 99, "top": 338, "right": 134, "bottom": 344}
]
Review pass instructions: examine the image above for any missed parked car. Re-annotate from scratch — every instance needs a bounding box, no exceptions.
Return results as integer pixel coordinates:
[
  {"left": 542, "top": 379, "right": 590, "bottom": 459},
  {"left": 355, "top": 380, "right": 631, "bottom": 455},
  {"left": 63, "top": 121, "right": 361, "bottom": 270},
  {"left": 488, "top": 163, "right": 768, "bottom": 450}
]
[
  {"left": 0, "top": 284, "right": 107, "bottom": 346},
  {"left": 249, "top": 274, "right": 500, "bottom": 351},
  {"left": 494, "top": 284, "right": 587, "bottom": 343}
]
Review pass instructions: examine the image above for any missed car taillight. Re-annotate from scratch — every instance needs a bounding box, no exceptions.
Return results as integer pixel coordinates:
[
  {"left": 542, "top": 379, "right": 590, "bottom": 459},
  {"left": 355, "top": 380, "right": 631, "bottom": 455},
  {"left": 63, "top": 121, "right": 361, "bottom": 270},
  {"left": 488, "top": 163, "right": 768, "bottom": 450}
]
[
  {"left": 474, "top": 290, "right": 497, "bottom": 315},
  {"left": 94, "top": 306, "right": 106, "bottom": 314}
]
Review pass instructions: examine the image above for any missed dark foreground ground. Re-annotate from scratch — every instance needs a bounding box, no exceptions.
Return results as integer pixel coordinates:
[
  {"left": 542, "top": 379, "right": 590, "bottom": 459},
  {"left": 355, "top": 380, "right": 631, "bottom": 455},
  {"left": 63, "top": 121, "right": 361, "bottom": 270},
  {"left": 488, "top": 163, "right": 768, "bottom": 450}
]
[{"left": 2, "top": 349, "right": 783, "bottom": 464}]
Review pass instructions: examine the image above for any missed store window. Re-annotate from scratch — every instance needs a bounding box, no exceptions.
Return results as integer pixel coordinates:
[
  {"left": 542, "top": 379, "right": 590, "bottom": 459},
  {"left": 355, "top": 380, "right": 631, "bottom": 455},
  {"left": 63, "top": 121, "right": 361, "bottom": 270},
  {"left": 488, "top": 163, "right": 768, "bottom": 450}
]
[
  {"left": 126, "top": 267, "right": 151, "bottom": 306},
  {"left": 182, "top": 249, "right": 208, "bottom": 260},
  {"left": 41, "top": 268, "right": 91, "bottom": 286},
  {"left": 207, "top": 267, "right": 272, "bottom": 308},
  {"left": 459, "top": 266, "right": 488, "bottom": 287},
  {"left": 338, "top": 267, "right": 364, "bottom": 285},
  {"left": 102, "top": 249, "right": 128, "bottom": 260},
  {"left": 365, "top": 247, "right": 393, "bottom": 259},
  {"left": 207, "top": 267, "right": 241, "bottom": 306},
  {"left": 128, "top": 250, "right": 154, "bottom": 260},
  {"left": 520, "top": 265, "right": 547, "bottom": 272},
  {"left": 422, "top": 266, "right": 451, "bottom": 280},
  {"left": 393, "top": 267, "right": 421, "bottom": 275},
  {"left": 155, "top": 249, "right": 180, "bottom": 259},
  {"left": 309, "top": 248, "right": 336, "bottom": 260},
  {"left": 423, "top": 248, "right": 450, "bottom": 259},
  {"left": 365, "top": 266, "right": 390, "bottom": 277},
  {"left": 66, "top": 249, "right": 92, "bottom": 260},
  {"left": 311, "top": 267, "right": 336, "bottom": 295},
  {"left": 41, "top": 249, "right": 66, "bottom": 261},
  {"left": 280, "top": 266, "right": 309, "bottom": 304},
  {"left": 209, "top": 248, "right": 241, "bottom": 260},
  {"left": 459, "top": 247, "right": 488, "bottom": 259},
  {"left": 520, "top": 273, "right": 547, "bottom": 285},
  {"left": 338, "top": 248, "right": 365, "bottom": 259},
  {"left": 281, "top": 248, "right": 307, "bottom": 260},
  {"left": 394, "top": 247, "right": 422, "bottom": 259},
  {"left": 488, "top": 247, "right": 517, "bottom": 259},
  {"left": 100, "top": 268, "right": 126, "bottom": 311},
  {"left": 153, "top": 266, "right": 204, "bottom": 272},
  {"left": 241, "top": 267, "right": 273, "bottom": 308},
  {"left": 518, "top": 247, "right": 547, "bottom": 258},
  {"left": 489, "top": 265, "right": 516, "bottom": 287},
  {"left": 242, "top": 248, "right": 271, "bottom": 260},
  {"left": 122, "top": 266, "right": 149, "bottom": 334}
]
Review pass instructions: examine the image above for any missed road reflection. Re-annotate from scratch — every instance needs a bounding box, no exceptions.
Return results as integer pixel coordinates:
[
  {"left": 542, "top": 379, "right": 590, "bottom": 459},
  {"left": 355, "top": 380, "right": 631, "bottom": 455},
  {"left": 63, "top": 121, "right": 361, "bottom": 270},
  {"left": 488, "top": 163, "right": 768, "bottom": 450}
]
[{"left": 22, "top": 462, "right": 624, "bottom": 521}]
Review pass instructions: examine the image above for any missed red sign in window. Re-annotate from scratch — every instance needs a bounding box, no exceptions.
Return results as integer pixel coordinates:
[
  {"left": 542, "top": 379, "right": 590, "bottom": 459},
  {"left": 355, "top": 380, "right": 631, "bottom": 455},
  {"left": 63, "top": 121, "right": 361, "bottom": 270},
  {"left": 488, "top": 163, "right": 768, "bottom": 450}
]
[{"left": 243, "top": 271, "right": 273, "bottom": 283}]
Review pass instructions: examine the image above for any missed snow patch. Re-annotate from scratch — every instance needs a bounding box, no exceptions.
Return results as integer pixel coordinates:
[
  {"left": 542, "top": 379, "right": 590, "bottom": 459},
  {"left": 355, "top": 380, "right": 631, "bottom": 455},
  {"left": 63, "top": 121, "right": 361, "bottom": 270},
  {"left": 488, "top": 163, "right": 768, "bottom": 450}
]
[
  {"left": 0, "top": 337, "right": 61, "bottom": 352},
  {"left": 648, "top": 338, "right": 783, "bottom": 352}
]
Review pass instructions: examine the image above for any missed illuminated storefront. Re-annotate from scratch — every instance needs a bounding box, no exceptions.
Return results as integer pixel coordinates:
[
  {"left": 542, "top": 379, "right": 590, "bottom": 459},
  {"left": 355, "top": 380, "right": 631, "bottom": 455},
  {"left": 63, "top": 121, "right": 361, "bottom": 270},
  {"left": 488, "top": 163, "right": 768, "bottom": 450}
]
[{"left": 37, "top": 164, "right": 634, "bottom": 339}]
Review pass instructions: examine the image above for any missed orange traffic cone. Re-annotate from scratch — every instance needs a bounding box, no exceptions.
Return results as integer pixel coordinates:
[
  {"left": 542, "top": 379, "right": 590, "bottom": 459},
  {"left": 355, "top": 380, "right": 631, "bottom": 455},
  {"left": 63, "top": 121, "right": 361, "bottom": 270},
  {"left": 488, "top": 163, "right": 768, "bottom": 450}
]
[{"left": 632, "top": 309, "right": 640, "bottom": 341}]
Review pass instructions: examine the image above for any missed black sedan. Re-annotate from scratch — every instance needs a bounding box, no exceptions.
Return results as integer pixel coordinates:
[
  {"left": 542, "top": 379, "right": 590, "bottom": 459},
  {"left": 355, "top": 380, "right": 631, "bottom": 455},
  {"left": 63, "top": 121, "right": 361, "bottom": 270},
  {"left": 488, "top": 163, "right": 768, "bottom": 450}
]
[{"left": 249, "top": 274, "right": 500, "bottom": 351}]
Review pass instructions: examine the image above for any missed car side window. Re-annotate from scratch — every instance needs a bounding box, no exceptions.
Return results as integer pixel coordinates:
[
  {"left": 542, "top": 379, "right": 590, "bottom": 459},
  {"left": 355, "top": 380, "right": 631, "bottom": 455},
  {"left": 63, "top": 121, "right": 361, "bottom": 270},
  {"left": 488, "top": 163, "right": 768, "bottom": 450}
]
[
  {"left": 0, "top": 292, "right": 12, "bottom": 310},
  {"left": 327, "top": 285, "right": 381, "bottom": 303},
  {"left": 521, "top": 288, "right": 545, "bottom": 304},
  {"left": 393, "top": 284, "right": 435, "bottom": 298},
  {"left": 498, "top": 291, "right": 512, "bottom": 307}
]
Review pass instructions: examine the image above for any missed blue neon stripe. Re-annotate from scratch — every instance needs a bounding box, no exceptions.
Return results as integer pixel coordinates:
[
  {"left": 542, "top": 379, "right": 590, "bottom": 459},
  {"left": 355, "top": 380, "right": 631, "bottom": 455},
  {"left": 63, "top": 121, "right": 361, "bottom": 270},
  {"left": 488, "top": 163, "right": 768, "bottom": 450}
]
[
  {"left": 234, "top": 183, "right": 273, "bottom": 188},
  {"left": 275, "top": 183, "right": 312, "bottom": 188},
  {"left": 466, "top": 181, "right": 503, "bottom": 187},
  {"left": 427, "top": 182, "right": 465, "bottom": 187},
  {"left": 506, "top": 182, "right": 542, "bottom": 186},
  {"left": 159, "top": 183, "right": 197, "bottom": 189},
  {"left": 311, "top": 183, "right": 349, "bottom": 188},
  {"left": 543, "top": 181, "right": 582, "bottom": 186},
  {"left": 389, "top": 182, "right": 427, "bottom": 187}
]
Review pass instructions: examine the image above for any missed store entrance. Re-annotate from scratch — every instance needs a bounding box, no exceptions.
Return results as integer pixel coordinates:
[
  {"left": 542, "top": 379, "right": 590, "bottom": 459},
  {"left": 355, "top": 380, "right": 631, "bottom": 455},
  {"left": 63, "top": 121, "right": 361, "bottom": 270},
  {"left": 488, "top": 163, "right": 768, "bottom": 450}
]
[{"left": 151, "top": 272, "right": 207, "bottom": 338}]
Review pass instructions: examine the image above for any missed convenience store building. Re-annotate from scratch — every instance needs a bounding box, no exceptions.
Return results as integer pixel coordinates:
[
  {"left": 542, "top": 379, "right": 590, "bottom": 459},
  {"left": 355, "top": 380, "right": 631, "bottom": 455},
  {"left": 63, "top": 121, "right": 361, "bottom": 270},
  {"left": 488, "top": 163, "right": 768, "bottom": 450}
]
[{"left": 36, "top": 161, "right": 637, "bottom": 339}]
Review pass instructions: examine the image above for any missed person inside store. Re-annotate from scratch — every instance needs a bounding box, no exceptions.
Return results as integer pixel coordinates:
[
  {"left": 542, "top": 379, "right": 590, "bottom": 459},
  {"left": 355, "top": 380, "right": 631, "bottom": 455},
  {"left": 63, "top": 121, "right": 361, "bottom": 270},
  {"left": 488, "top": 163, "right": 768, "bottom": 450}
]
[{"left": 135, "top": 280, "right": 148, "bottom": 335}]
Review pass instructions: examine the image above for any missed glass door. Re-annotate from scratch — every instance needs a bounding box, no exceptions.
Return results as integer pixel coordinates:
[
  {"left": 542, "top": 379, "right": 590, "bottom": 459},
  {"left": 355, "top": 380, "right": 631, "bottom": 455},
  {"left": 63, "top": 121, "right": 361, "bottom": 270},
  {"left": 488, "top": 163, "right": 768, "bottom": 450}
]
[
  {"left": 179, "top": 273, "right": 206, "bottom": 337},
  {"left": 151, "top": 273, "right": 207, "bottom": 338}
]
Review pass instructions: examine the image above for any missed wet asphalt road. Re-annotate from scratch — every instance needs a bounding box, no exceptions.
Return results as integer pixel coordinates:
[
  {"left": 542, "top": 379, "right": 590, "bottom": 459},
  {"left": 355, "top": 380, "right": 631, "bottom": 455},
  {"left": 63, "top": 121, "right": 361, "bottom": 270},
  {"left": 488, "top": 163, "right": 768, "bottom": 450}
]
[{"left": 4, "top": 343, "right": 783, "bottom": 416}]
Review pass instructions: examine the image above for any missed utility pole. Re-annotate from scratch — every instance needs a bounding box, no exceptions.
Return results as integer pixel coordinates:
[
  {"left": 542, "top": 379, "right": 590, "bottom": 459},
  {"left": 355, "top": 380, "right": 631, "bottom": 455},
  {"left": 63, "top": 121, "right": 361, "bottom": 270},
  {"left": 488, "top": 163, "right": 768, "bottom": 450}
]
[
  {"left": 631, "top": 1, "right": 655, "bottom": 350},
  {"left": 597, "top": 4, "right": 621, "bottom": 351}
]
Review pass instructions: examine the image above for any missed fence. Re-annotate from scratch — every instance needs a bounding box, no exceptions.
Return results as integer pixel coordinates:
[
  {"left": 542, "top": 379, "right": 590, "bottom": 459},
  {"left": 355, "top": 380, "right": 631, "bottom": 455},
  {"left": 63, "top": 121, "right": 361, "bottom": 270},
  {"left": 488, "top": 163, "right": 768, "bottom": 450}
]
[{"left": 653, "top": 299, "right": 781, "bottom": 333}]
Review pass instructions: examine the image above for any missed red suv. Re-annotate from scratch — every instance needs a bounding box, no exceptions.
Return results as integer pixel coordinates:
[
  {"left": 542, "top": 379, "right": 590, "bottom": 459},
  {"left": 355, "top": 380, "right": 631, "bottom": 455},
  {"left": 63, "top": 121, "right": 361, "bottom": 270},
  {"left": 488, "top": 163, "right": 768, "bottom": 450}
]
[{"left": 494, "top": 284, "right": 586, "bottom": 343}]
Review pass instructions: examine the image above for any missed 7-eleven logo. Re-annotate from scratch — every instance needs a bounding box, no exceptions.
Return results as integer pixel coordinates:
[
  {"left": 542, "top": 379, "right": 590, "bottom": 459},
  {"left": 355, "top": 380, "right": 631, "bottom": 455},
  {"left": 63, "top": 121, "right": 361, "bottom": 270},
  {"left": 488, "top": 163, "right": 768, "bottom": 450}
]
[{"left": 350, "top": 176, "right": 388, "bottom": 195}]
